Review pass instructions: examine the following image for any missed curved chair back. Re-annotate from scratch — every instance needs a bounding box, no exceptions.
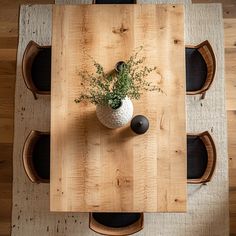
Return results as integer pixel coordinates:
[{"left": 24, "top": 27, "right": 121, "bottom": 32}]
[
  {"left": 186, "top": 40, "right": 216, "bottom": 99},
  {"left": 187, "top": 131, "right": 216, "bottom": 184},
  {"left": 89, "top": 212, "right": 144, "bottom": 236},
  {"left": 22, "top": 130, "right": 50, "bottom": 183},
  {"left": 22, "top": 40, "right": 51, "bottom": 99}
]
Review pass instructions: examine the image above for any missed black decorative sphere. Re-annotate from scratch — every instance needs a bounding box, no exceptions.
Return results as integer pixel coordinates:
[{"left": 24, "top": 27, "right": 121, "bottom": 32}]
[
  {"left": 115, "top": 61, "right": 126, "bottom": 72},
  {"left": 130, "top": 115, "right": 149, "bottom": 134}
]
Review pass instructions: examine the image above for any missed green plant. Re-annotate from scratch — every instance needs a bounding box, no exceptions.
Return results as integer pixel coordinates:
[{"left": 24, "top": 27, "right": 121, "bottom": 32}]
[{"left": 74, "top": 47, "right": 162, "bottom": 109}]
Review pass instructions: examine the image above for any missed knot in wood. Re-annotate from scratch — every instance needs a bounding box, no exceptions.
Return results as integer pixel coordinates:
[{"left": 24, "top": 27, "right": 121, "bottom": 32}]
[{"left": 112, "top": 24, "right": 129, "bottom": 35}]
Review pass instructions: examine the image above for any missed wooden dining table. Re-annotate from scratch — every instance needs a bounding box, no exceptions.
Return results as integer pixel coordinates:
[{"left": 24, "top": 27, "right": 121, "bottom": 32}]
[{"left": 50, "top": 4, "right": 186, "bottom": 212}]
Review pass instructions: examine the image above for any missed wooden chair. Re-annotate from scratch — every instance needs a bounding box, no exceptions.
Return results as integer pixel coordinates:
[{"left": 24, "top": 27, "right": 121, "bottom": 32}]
[
  {"left": 93, "top": 0, "right": 136, "bottom": 4},
  {"left": 89, "top": 212, "right": 144, "bottom": 235},
  {"left": 187, "top": 131, "right": 216, "bottom": 184},
  {"left": 22, "top": 130, "right": 50, "bottom": 183},
  {"left": 186, "top": 40, "right": 216, "bottom": 99},
  {"left": 22, "top": 40, "right": 51, "bottom": 100}
]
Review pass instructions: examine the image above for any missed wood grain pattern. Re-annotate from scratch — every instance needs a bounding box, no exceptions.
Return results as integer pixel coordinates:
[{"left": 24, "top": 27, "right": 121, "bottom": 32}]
[
  {"left": 224, "top": 18, "right": 236, "bottom": 49},
  {"left": 223, "top": 4, "right": 236, "bottom": 18},
  {"left": 225, "top": 48, "right": 236, "bottom": 110},
  {"left": 228, "top": 111, "right": 236, "bottom": 235},
  {"left": 51, "top": 4, "right": 186, "bottom": 212},
  {"left": 0, "top": 1, "right": 54, "bottom": 235},
  {"left": 0, "top": 0, "right": 233, "bottom": 235}
]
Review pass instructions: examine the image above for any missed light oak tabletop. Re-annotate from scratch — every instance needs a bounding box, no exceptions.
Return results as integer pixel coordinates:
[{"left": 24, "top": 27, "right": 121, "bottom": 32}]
[{"left": 51, "top": 4, "right": 186, "bottom": 212}]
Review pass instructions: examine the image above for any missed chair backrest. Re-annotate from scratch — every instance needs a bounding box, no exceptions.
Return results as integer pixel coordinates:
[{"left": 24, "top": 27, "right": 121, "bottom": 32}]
[
  {"left": 187, "top": 131, "right": 216, "bottom": 184},
  {"left": 22, "top": 40, "right": 51, "bottom": 99},
  {"left": 89, "top": 212, "right": 144, "bottom": 236},
  {"left": 186, "top": 40, "right": 216, "bottom": 98},
  {"left": 22, "top": 130, "right": 50, "bottom": 183}
]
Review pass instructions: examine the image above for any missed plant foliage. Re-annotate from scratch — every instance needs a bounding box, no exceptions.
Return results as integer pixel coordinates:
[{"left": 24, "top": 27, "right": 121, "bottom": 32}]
[{"left": 74, "top": 47, "right": 162, "bottom": 109}]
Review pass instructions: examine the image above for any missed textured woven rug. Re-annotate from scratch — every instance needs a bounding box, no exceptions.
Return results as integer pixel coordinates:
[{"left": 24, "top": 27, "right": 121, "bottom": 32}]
[{"left": 12, "top": 1, "right": 228, "bottom": 235}]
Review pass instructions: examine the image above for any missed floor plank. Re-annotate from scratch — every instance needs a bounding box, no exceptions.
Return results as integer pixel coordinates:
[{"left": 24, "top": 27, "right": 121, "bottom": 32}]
[
  {"left": 0, "top": 119, "right": 14, "bottom": 143},
  {"left": 0, "top": 76, "right": 15, "bottom": 118},
  {"left": 0, "top": 144, "right": 13, "bottom": 183},
  {"left": 0, "top": 37, "right": 18, "bottom": 49},
  {"left": 223, "top": 4, "right": 236, "bottom": 18},
  {"left": 0, "top": 61, "right": 16, "bottom": 75},
  {"left": 225, "top": 49, "right": 236, "bottom": 110},
  {"left": 0, "top": 184, "right": 12, "bottom": 199},
  {"left": 0, "top": 221, "right": 11, "bottom": 236},
  {"left": 192, "top": 0, "right": 236, "bottom": 3},
  {"left": 0, "top": 49, "right": 17, "bottom": 61},
  {"left": 224, "top": 19, "right": 236, "bottom": 48},
  {"left": 0, "top": 2, "right": 53, "bottom": 236}
]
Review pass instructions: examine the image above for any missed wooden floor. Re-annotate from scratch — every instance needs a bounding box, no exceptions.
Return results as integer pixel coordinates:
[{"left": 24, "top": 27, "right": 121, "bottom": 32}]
[{"left": 0, "top": 0, "right": 235, "bottom": 235}]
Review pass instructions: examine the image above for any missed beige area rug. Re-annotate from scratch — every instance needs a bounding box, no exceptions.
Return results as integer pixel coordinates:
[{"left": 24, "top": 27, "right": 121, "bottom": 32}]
[{"left": 12, "top": 1, "right": 228, "bottom": 235}]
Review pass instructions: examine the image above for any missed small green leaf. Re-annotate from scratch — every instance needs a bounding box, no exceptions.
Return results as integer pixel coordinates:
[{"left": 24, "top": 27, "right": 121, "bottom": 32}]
[{"left": 74, "top": 47, "right": 163, "bottom": 107}]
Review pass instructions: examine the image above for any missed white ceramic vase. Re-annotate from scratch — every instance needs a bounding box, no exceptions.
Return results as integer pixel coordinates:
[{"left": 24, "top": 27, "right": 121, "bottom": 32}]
[{"left": 96, "top": 97, "right": 133, "bottom": 129}]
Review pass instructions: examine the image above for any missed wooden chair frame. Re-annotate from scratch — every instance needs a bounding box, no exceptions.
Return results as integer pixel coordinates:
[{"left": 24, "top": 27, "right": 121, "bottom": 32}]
[
  {"left": 186, "top": 40, "right": 216, "bottom": 99},
  {"left": 22, "top": 40, "right": 51, "bottom": 100},
  {"left": 89, "top": 213, "right": 144, "bottom": 236},
  {"left": 92, "top": 0, "right": 137, "bottom": 4},
  {"left": 22, "top": 130, "right": 50, "bottom": 183},
  {"left": 187, "top": 131, "right": 217, "bottom": 184}
]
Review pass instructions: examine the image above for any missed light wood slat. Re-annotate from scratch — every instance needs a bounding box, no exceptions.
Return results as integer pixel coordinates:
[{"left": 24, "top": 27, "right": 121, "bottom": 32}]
[
  {"left": 51, "top": 4, "right": 186, "bottom": 212},
  {"left": 224, "top": 18, "right": 236, "bottom": 48},
  {"left": 225, "top": 49, "right": 236, "bottom": 110},
  {"left": 228, "top": 111, "right": 236, "bottom": 172},
  {"left": 231, "top": 164, "right": 236, "bottom": 236}
]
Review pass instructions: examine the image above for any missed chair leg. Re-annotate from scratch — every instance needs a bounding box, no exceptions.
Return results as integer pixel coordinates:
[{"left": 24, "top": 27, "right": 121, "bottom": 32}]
[{"left": 200, "top": 92, "right": 206, "bottom": 100}]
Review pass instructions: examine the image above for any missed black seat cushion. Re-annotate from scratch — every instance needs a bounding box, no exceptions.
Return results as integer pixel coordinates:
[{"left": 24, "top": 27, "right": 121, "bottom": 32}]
[
  {"left": 31, "top": 47, "right": 51, "bottom": 91},
  {"left": 185, "top": 48, "right": 207, "bottom": 92},
  {"left": 32, "top": 134, "right": 50, "bottom": 180},
  {"left": 95, "top": 0, "right": 135, "bottom": 3},
  {"left": 187, "top": 135, "right": 208, "bottom": 179},
  {"left": 93, "top": 213, "right": 141, "bottom": 228}
]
